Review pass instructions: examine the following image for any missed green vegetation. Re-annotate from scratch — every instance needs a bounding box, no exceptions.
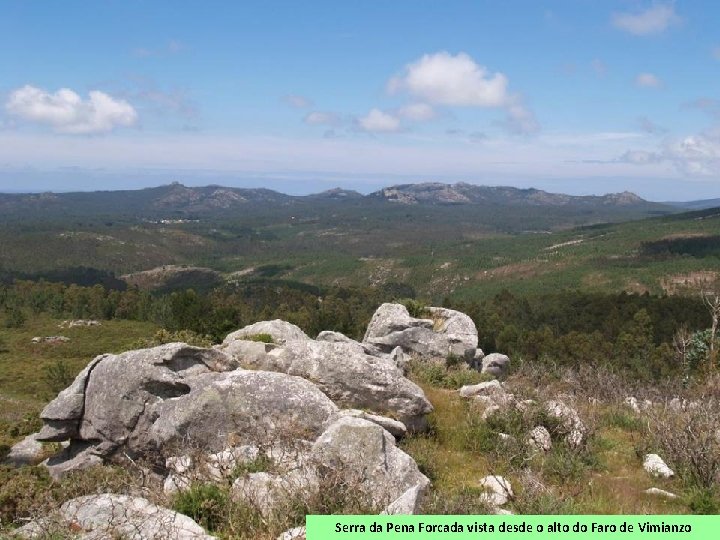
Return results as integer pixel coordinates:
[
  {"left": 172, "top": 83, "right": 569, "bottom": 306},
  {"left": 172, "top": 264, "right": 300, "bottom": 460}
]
[{"left": 244, "top": 333, "right": 274, "bottom": 344}]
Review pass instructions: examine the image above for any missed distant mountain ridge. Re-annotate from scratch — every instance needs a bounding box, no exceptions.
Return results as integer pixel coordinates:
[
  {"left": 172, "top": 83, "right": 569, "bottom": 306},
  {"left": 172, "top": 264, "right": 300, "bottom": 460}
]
[
  {"left": 663, "top": 197, "right": 720, "bottom": 211},
  {"left": 0, "top": 182, "right": 671, "bottom": 214},
  {"left": 367, "top": 182, "right": 648, "bottom": 207}
]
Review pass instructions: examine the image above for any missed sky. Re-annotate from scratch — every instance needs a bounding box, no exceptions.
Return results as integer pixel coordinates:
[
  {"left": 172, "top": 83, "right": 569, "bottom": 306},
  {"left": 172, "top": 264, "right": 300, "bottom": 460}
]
[{"left": 1, "top": 0, "right": 719, "bottom": 200}]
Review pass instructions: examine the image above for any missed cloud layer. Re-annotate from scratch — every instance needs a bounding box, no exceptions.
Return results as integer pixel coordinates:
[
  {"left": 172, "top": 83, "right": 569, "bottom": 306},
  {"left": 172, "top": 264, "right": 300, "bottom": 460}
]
[{"left": 6, "top": 85, "right": 137, "bottom": 134}]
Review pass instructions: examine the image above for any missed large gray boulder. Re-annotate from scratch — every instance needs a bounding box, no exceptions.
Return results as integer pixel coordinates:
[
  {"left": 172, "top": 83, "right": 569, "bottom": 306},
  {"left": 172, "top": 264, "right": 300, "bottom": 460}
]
[
  {"left": 481, "top": 353, "right": 510, "bottom": 378},
  {"left": 223, "top": 337, "right": 432, "bottom": 430},
  {"left": 310, "top": 417, "right": 430, "bottom": 508},
  {"left": 149, "top": 370, "right": 338, "bottom": 455},
  {"left": 37, "top": 343, "right": 339, "bottom": 477},
  {"left": 15, "top": 493, "right": 215, "bottom": 539},
  {"left": 223, "top": 320, "right": 309, "bottom": 345},
  {"left": 363, "top": 303, "right": 478, "bottom": 359}
]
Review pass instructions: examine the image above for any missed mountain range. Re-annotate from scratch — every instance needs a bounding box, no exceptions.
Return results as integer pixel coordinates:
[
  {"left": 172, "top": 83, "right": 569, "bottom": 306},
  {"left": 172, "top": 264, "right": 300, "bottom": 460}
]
[{"left": 0, "top": 181, "right": 679, "bottom": 219}]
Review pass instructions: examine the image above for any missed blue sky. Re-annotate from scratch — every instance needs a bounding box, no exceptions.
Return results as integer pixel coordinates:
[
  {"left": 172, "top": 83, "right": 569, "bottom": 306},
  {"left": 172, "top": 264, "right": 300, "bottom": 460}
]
[{"left": 1, "top": 0, "right": 719, "bottom": 199}]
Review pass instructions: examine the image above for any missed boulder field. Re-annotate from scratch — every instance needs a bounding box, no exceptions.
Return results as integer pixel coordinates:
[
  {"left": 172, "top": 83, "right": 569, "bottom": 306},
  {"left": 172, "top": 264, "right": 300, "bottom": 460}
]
[{"left": 9, "top": 303, "right": 507, "bottom": 537}]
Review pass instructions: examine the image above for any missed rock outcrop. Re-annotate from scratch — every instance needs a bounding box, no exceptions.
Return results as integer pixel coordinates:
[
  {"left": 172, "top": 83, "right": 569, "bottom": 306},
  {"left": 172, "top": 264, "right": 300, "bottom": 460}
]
[
  {"left": 545, "top": 400, "right": 586, "bottom": 448},
  {"left": 36, "top": 343, "right": 339, "bottom": 478},
  {"left": 16, "top": 494, "right": 215, "bottom": 539},
  {"left": 481, "top": 353, "right": 510, "bottom": 378},
  {"left": 363, "top": 303, "right": 478, "bottom": 359},
  {"left": 643, "top": 454, "right": 674, "bottom": 478},
  {"left": 223, "top": 320, "right": 309, "bottom": 345},
  {"left": 219, "top": 336, "right": 432, "bottom": 430},
  {"left": 310, "top": 417, "right": 430, "bottom": 508}
]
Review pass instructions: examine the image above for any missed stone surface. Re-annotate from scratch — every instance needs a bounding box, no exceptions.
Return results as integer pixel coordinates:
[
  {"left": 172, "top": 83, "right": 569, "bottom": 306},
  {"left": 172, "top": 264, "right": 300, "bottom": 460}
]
[
  {"left": 230, "top": 338, "right": 432, "bottom": 430},
  {"left": 37, "top": 354, "right": 108, "bottom": 442},
  {"left": 478, "top": 475, "right": 513, "bottom": 507},
  {"left": 381, "top": 484, "right": 428, "bottom": 515},
  {"left": 149, "top": 370, "right": 338, "bottom": 458},
  {"left": 39, "top": 344, "right": 339, "bottom": 477},
  {"left": 223, "top": 320, "right": 309, "bottom": 345},
  {"left": 363, "top": 303, "right": 478, "bottom": 359},
  {"left": 335, "top": 409, "right": 408, "bottom": 439},
  {"left": 481, "top": 353, "right": 510, "bottom": 378},
  {"left": 163, "top": 445, "right": 262, "bottom": 494},
  {"left": 545, "top": 400, "right": 586, "bottom": 448},
  {"left": 644, "top": 454, "right": 674, "bottom": 478},
  {"left": 527, "top": 426, "right": 552, "bottom": 452},
  {"left": 310, "top": 417, "right": 430, "bottom": 508},
  {"left": 232, "top": 470, "right": 316, "bottom": 518},
  {"left": 4, "top": 433, "right": 45, "bottom": 467},
  {"left": 644, "top": 487, "right": 677, "bottom": 499},
  {"left": 459, "top": 380, "right": 504, "bottom": 399},
  {"left": 277, "top": 527, "right": 306, "bottom": 540},
  {"left": 16, "top": 493, "right": 214, "bottom": 539}
]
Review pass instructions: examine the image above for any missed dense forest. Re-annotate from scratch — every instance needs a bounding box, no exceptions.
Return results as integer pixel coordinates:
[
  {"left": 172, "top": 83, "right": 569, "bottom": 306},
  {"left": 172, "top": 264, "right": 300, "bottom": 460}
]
[{"left": 2, "top": 277, "right": 714, "bottom": 381}]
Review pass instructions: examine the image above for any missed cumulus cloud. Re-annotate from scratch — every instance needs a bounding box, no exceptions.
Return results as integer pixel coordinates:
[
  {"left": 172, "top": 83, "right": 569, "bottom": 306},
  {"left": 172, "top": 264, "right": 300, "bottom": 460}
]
[
  {"left": 397, "top": 103, "right": 436, "bottom": 121},
  {"left": 5, "top": 85, "right": 137, "bottom": 134},
  {"left": 612, "top": 4, "right": 680, "bottom": 35},
  {"left": 635, "top": 72, "right": 662, "bottom": 88},
  {"left": 388, "top": 51, "right": 509, "bottom": 107},
  {"left": 283, "top": 94, "right": 313, "bottom": 108},
  {"left": 303, "top": 111, "right": 340, "bottom": 126},
  {"left": 619, "top": 129, "right": 720, "bottom": 176},
  {"left": 664, "top": 133, "right": 720, "bottom": 176},
  {"left": 388, "top": 51, "right": 538, "bottom": 134},
  {"left": 358, "top": 108, "right": 401, "bottom": 133}
]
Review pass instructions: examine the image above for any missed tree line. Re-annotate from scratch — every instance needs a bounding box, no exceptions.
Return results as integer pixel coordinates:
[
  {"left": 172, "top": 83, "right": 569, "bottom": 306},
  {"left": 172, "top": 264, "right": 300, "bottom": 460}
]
[{"left": 1, "top": 279, "right": 715, "bottom": 380}]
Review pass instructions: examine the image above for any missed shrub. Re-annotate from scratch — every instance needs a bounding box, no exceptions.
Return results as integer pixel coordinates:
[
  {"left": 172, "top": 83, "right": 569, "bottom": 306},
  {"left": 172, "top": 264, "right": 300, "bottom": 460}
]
[
  {"left": 43, "top": 360, "right": 74, "bottom": 395},
  {"left": 644, "top": 399, "right": 720, "bottom": 490},
  {"left": 172, "top": 483, "right": 229, "bottom": 533},
  {"left": 245, "top": 333, "right": 274, "bottom": 344},
  {"left": 409, "top": 359, "right": 487, "bottom": 389},
  {"left": 134, "top": 328, "right": 215, "bottom": 348},
  {"left": 401, "top": 299, "right": 430, "bottom": 319}
]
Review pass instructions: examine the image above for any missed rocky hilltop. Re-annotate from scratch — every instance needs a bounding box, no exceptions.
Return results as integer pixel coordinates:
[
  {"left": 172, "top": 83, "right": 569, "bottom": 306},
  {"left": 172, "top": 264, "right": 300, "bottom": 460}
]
[
  {"left": 7, "top": 303, "right": 502, "bottom": 539},
  {"left": 5, "top": 302, "right": 691, "bottom": 538},
  {"left": 369, "top": 182, "right": 650, "bottom": 207}
]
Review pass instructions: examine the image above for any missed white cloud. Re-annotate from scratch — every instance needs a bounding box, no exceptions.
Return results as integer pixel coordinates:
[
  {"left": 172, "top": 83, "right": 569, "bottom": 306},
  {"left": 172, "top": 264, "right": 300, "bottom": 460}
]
[
  {"left": 713, "top": 46, "right": 720, "bottom": 60},
  {"left": 635, "top": 72, "right": 662, "bottom": 88},
  {"left": 303, "top": 111, "right": 340, "bottom": 126},
  {"left": 388, "top": 51, "right": 509, "bottom": 107},
  {"left": 5, "top": 85, "right": 137, "bottom": 134},
  {"left": 664, "top": 133, "right": 720, "bottom": 176},
  {"left": 397, "top": 103, "right": 435, "bottom": 121},
  {"left": 358, "top": 108, "right": 401, "bottom": 132},
  {"left": 283, "top": 94, "right": 313, "bottom": 108},
  {"left": 387, "top": 51, "right": 538, "bottom": 135},
  {"left": 612, "top": 4, "right": 680, "bottom": 36},
  {"left": 618, "top": 130, "right": 720, "bottom": 176}
]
